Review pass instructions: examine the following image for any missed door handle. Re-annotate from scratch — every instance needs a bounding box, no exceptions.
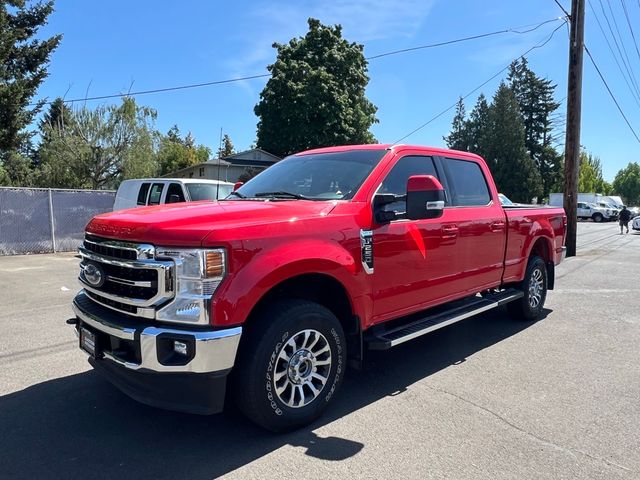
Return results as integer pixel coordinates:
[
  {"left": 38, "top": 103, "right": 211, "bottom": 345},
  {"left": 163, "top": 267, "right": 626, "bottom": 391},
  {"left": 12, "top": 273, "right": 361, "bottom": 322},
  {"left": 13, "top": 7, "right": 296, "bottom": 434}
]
[
  {"left": 490, "top": 221, "right": 506, "bottom": 231},
  {"left": 442, "top": 225, "right": 459, "bottom": 237}
]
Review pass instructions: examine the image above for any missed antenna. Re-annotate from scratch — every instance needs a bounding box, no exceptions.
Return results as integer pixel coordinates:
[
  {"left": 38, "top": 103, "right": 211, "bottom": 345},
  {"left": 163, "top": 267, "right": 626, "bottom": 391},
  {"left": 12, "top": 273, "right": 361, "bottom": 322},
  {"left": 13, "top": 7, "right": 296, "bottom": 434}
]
[{"left": 216, "top": 127, "right": 222, "bottom": 199}]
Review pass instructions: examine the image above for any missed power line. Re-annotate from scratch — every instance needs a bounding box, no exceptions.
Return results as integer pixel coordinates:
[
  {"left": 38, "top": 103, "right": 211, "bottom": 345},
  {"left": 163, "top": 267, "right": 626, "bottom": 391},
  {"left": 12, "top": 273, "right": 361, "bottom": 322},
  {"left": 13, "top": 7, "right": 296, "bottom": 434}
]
[
  {"left": 620, "top": 0, "right": 640, "bottom": 61},
  {"left": 596, "top": 0, "right": 640, "bottom": 98},
  {"left": 393, "top": 21, "right": 567, "bottom": 144},
  {"left": 588, "top": 0, "right": 640, "bottom": 107},
  {"left": 584, "top": 44, "right": 640, "bottom": 143},
  {"left": 553, "top": 0, "right": 571, "bottom": 16},
  {"left": 30, "top": 17, "right": 565, "bottom": 107}
]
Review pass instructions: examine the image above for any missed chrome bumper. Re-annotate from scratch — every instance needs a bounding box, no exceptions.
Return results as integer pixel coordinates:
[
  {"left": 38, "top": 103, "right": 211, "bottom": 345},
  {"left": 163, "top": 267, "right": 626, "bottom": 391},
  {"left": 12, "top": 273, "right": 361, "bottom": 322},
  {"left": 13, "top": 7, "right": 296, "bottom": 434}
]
[{"left": 72, "top": 291, "right": 241, "bottom": 374}]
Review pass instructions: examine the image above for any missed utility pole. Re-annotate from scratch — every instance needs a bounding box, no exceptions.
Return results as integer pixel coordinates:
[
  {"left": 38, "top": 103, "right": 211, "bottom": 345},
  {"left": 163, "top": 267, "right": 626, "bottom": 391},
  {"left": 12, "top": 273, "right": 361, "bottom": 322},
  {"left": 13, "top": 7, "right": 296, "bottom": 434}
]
[{"left": 563, "top": 0, "right": 585, "bottom": 257}]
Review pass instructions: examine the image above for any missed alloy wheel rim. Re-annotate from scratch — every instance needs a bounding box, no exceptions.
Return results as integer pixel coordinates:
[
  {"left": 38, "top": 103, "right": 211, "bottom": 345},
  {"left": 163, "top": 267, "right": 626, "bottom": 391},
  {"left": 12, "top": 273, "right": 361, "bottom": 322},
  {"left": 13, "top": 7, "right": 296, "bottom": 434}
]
[
  {"left": 528, "top": 268, "right": 544, "bottom": 309},
  {"left": 273, "top": 329, "right": 332, "bottom": 408}
]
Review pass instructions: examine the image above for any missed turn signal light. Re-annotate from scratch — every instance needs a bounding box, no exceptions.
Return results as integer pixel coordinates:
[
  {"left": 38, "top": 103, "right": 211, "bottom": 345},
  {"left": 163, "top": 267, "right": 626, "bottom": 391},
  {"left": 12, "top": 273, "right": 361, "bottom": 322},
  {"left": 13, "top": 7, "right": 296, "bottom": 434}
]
[{"left": 205, "top": 251, "right": 224, "bottom": 278}]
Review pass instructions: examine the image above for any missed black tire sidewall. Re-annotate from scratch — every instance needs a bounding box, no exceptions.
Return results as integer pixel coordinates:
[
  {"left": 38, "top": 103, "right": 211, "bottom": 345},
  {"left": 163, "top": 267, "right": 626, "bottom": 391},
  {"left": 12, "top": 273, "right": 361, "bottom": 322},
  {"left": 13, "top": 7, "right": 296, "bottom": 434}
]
[
  {"left": 521, "top": 257, "right": 547, "bottom": 319},
  {"left": 238, "top": 301, "right": 346, "bottom": 431}
]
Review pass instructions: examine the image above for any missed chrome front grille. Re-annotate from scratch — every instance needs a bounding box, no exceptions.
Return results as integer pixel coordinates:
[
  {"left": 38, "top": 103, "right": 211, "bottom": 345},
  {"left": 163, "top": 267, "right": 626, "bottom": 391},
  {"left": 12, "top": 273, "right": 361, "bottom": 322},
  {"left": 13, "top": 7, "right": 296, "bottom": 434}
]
[{"left": 78, "top": 235, "right": 174, "bottom": 318}]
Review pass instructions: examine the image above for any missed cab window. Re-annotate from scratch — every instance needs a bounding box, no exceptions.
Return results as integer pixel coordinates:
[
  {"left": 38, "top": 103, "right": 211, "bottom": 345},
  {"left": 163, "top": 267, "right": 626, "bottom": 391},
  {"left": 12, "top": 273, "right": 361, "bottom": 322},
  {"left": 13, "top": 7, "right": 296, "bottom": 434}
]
[
  {"left": 137, "top": 183, "right": 151, "bottom": 205},
  {"left": 445, "top": 158, "right": 491, "bottom": 206},
  {"left": 148, "top": 183, "right": 165, "bottom": 205},
  {"left": 166, "top": 183, "right": 186, "bottom": 203},
  {"left": 379, "top": 155, "right": 439, "bottom": 213}
]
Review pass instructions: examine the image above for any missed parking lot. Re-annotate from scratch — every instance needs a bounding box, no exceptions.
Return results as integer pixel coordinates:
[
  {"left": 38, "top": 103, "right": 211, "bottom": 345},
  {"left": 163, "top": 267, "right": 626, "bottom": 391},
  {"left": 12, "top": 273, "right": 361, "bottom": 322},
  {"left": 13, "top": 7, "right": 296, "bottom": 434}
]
[{"left": 0, "top": 221, "right": 638, "bottom": 479}]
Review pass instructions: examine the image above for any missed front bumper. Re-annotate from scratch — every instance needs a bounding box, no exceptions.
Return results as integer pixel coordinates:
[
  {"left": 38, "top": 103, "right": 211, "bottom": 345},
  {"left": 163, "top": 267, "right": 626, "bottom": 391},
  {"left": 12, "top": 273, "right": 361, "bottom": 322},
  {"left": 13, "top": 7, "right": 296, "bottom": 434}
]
[{"left": 72, "top": 291, "right": 241, "bottom": 414}]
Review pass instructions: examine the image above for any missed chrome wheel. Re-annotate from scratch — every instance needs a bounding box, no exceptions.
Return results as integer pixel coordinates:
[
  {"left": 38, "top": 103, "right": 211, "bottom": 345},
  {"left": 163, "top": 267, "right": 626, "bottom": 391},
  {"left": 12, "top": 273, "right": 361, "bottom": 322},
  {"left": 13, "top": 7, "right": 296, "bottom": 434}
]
[
  {"left": 273, "top": 329, "right": 332, "bottom": 408},
  {"left": 528, "top": 268, "right": 544, "bottom": 309}
]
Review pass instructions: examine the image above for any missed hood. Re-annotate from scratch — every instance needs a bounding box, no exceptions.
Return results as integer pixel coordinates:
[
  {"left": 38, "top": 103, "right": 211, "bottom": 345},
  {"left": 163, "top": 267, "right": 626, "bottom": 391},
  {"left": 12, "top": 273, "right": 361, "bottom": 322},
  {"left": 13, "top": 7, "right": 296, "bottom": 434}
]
[{"left": 86, "top": 200, "right": 337, "bottom": 246}]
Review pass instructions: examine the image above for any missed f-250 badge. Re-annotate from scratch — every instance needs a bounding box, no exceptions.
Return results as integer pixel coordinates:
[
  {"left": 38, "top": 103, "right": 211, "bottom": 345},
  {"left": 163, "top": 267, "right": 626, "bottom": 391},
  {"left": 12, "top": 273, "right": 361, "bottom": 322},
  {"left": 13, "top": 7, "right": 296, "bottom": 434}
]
[{"left": 360, "top": 229, "right": 374, "bottom": 274}]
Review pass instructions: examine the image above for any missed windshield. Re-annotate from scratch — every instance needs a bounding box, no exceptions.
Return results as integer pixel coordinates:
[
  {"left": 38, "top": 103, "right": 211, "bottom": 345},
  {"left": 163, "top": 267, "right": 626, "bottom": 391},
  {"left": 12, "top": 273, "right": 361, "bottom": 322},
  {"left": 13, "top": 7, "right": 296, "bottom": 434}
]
[
  {"left": 187, "top": 183, "right": 233, "bottom": 201},
  {"left": 234, "top": 149, "right": 387, "bottom": 200}
]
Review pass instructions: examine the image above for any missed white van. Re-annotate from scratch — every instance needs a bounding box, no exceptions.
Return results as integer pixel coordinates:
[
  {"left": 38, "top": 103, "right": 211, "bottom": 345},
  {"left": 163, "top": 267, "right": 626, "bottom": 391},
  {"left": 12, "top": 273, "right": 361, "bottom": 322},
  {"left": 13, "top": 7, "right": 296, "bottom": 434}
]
[{"left": 113, "top": 178, "right": 234, "bottom": 211}]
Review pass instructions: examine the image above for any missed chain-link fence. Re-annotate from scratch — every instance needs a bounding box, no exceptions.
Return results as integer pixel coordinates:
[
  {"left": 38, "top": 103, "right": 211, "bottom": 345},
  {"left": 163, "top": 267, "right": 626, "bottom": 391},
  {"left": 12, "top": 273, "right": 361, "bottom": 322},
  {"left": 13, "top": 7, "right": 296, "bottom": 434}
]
[{"left": 0, "top": 187, "right": 115, "bottom": 255}]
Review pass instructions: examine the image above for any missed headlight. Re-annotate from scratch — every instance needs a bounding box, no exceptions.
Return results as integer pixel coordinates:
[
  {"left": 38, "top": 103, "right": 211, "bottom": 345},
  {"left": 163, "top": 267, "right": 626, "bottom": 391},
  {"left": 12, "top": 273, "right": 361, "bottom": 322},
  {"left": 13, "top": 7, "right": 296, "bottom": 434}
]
[{"left": 155, "top": 248, "right": 226, "bottom": 325}]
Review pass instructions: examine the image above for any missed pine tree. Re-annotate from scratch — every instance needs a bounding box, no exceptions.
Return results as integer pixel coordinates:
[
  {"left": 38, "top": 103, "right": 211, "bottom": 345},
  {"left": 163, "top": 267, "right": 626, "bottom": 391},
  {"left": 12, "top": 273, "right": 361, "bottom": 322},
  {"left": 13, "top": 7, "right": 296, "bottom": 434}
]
[
  {"left": 0, "top": 1, "right": 61, "bottom": 161},
  {"left": 507, "top": 59, "right": 561, "bottom": 199},
  {"left": 466, "top": 94, "right": 491, "bottom": 160},
  {"left": 485, "top": 83, "right": 542, "bottom": 203},
  {"left": 444, "top": 98, "right": 468, "bottom": 151}
]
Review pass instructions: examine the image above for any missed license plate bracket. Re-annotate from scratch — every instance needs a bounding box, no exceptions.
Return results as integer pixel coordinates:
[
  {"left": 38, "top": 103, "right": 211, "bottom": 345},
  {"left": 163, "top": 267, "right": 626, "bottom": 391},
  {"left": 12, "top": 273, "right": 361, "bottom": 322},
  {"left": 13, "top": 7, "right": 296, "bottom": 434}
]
[{"left": 80, "top": 327, "right": 99, "bottom": 358}]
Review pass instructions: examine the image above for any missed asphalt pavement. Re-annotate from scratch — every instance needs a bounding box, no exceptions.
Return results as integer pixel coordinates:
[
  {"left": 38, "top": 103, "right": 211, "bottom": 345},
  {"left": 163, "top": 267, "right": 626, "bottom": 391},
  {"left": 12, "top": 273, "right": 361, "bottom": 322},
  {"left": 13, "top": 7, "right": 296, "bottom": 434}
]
[{"left": 0, "top": 222, "right": 638, "bottom": 479}]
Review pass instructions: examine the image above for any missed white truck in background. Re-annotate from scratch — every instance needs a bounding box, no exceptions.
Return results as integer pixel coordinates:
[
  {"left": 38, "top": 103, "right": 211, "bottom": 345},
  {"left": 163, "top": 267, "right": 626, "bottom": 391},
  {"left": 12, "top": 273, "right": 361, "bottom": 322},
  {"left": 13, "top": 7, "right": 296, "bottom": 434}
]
[{"left": 549, "top": 192, "right": 616, "bottom": 222}]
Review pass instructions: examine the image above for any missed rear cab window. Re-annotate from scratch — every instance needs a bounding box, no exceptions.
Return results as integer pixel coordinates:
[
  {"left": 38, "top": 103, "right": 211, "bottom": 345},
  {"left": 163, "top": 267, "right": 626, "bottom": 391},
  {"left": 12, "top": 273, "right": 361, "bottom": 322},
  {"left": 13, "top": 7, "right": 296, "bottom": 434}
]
[
  {"left": 166, "top": 183, "right": 186, "bottom": 203},
  {"left": 445, "top": 158, "right": 491, "bottom": 206}
]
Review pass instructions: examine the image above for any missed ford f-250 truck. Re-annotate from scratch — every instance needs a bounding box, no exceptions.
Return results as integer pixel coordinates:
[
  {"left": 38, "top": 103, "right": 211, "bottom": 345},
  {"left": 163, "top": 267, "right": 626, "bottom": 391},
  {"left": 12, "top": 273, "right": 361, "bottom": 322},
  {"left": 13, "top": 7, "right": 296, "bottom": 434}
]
[{"left": 69, "top": 144, "right": 567, "bottom": 431}]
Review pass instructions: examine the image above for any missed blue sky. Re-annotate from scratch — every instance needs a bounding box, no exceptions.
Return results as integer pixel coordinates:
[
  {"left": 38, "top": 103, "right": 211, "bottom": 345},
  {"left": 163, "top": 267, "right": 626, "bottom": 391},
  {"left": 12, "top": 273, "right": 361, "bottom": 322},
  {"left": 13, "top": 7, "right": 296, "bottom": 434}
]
[{"left": 34, "top": 0, "right": 640, "bottom": 181}]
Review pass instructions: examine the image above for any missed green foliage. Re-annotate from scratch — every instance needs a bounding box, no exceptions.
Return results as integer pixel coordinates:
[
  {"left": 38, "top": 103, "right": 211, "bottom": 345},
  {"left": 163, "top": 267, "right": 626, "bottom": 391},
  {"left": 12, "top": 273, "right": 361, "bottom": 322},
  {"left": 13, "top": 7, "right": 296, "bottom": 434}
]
[
  {"left": 217, "top": 134, "right": 235, "bottom": 158},
  {"left": 507, "top": 59, "right": 562, "bottom": 199},
  {"left": 255, "top": 18, "right": 378, "bottom": 157},
  {"left": 485, "top": 83, "right": 541, "bottom": 203},
  {"left": 465, "top": 94, "right": 491, "bottom": 158},
  {"left": 157, "top": 129, "right": 209, "bottom": 176},
  {"left": 612, "top": 162, "right": 640, "bottom": 205},
  {"left": 443, "top": 98, "right": 468, "bottom": 151},
  {"left": 0, "top": 0, "right": 61, "bottom": 162},
  {"left": 578, "top": 151, "right": 611, "bottom": 195},
  {"left": 1, "top": 151, "right": 33, "bottom": 186},
  {"left": 36, "top": 97, "right": 158, "bottom": 188}
]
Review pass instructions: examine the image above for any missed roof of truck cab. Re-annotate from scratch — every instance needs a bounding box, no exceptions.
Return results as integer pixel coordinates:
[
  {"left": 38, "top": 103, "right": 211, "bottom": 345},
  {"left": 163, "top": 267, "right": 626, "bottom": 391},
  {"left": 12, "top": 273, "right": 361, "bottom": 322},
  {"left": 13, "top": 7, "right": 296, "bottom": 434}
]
[
  {"left": 121, "top": 178, "right": 233, "bottom": 185},
  {"left": 295, "top": 144, "right": 483, "bottom": 161}
]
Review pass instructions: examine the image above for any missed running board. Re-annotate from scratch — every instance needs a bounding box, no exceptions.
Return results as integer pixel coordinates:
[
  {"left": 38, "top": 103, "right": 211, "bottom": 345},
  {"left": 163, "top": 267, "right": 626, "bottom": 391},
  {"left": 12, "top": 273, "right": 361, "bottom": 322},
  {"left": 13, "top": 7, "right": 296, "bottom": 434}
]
[{"left": 366, "top": 289, "right": 524, "bottom": 350}]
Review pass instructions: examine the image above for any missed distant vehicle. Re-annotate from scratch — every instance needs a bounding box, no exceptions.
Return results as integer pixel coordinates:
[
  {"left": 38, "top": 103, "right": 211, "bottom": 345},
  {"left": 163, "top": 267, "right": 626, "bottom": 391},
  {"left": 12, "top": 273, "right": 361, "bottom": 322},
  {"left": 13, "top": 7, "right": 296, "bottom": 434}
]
[
  {"left": 577, "top": 202, "right": 613, "bottom": 222},
  {"left": 113, "top": 178, "right": 234, "bottom": 211},
  {"left": 596, "top": 202, "right": 619, "bottom": 219},
  {"left": 498, "top": 193, "right": 514, "bottom": 205},
  {"left": 632, "top": 215, "right": 640, "bottom": 231}
]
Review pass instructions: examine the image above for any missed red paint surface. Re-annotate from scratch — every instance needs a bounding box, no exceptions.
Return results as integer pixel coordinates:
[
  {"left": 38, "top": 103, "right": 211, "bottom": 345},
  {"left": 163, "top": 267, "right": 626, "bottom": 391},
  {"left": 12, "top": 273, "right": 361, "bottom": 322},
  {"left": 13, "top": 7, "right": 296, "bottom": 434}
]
[{"left": 85, "top": 145, "right": 566, "bottom": 329}]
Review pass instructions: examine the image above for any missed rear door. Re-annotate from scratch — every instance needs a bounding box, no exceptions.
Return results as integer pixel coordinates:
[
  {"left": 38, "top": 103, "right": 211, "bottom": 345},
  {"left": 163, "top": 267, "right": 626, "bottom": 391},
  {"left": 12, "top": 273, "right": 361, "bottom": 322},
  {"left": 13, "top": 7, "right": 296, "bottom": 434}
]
[
  {"left": 440, "top": 157, "right": 506, "bottom": 291},
  {"left": 147, "top": 182, "right": 165, "bottom": 206},
  {"left": 165, "top": 182, "right": 186, "bottom": 203}
]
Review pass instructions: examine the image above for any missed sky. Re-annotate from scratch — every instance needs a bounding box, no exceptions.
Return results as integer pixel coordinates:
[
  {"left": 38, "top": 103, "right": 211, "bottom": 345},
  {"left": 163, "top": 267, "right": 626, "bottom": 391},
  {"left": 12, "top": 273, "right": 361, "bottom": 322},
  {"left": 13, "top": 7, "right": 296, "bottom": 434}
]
[{"left": 32, "top": 0, "right": 640, "bottom": 181}]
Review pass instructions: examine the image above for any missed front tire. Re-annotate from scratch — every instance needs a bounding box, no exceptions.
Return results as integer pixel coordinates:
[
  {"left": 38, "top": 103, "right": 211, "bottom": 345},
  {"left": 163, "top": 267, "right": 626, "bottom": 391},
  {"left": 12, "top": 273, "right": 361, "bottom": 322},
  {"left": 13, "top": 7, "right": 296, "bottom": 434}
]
[
  {"left": 232, "top": 300, "right": 346, "bottom": 432},
  {"left": 592, "top": 213, "right": 603, "bottom": 222},
  {"left": 508, "top": 256, "right": 547, "bottom": 321}
]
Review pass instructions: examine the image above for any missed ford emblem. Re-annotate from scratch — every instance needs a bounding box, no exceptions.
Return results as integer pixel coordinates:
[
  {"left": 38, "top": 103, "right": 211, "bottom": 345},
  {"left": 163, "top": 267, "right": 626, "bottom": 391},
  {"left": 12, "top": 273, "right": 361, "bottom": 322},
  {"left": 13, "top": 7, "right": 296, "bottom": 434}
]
[{"left": 84, "top": 263, "right": 105, "bottom": 288}]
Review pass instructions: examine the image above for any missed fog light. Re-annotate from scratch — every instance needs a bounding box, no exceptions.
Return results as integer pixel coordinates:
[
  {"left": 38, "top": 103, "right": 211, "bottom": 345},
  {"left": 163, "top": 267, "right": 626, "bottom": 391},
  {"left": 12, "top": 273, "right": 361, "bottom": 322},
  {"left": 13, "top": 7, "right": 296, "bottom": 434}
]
[{"left": 174, "top": 340, "right": 188, "bottom": 356}]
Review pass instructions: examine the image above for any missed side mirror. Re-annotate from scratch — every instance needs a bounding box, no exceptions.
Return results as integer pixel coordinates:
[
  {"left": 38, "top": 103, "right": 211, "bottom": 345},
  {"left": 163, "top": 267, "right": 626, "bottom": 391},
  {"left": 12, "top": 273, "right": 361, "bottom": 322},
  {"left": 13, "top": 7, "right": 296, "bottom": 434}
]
[
  {"left": 233, "top": 182, "right": 243, "bottom": 191},
  {"left": 406, "top": 175, "right": 445, "bottom": 220},
  {"left": 168, "top": 194, "right": 182, "bottom": 204}
]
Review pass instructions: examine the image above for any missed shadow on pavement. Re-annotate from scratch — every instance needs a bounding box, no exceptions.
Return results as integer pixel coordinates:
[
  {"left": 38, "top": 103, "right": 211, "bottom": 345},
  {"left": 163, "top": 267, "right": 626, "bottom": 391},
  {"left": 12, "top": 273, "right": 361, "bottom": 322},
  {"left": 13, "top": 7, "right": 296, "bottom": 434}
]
[{"left": 0, "top": 307, "right": 548, "bottom": 479}]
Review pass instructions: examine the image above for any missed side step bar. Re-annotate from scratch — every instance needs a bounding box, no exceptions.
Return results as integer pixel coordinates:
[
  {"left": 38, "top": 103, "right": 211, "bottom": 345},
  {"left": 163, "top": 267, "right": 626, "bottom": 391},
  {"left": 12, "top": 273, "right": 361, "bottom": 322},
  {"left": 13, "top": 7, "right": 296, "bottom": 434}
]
[{"left": 366, "top": 289, "right": 523, "bottom": 350}]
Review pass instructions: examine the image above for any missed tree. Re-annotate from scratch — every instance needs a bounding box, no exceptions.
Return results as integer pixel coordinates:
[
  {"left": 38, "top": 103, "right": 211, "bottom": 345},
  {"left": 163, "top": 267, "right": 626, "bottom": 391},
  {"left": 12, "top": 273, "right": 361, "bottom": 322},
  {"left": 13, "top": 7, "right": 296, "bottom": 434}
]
[
  {"left": 217, "top": 134, "right": 235, "bottom": 158},
  {"left": 578, "top": 151, "right": 612, "bottom": 194},
  {"left": 444, "top": 98, "right": 468, "bottom": 151},
  {"left": 485, "top": 83, "right": 541, "bottom": 203},
  {"left": 38, "top": 97, "right": 72, "bottom": 140},
  {"left": 612, "top": 162, "right": 640, "bottom": 205},
  {"left": 0, "top": 0, "right": 61, "bottom": 161},
  {"left": 465, "top": 94, "right": 491, "bottom": 159},
  {"left": 37, "top": 97, "right": 157, "bottom": 189},
  {"left": 507, "top": 59, "right": 562, "bottom": 199},
  {"left": 157, "top": 129, "right": 209, "bottom": 176},
  {"left": 255, "top": 18, "right": 378, "bottom": 157}
]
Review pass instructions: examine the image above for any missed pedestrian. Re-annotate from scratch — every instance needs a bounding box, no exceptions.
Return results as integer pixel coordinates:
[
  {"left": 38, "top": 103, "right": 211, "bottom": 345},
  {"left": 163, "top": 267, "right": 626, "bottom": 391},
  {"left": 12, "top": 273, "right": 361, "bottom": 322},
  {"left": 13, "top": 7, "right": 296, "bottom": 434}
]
[{"left": 619, "top": 205, "right": 631, "bottom": 234}]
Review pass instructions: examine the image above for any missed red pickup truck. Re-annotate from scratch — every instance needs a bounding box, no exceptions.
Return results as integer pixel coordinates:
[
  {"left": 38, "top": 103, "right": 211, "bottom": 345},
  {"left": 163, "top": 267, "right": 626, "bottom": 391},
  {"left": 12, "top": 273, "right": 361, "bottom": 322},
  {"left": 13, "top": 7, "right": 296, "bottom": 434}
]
[{"left": 70, "top": 144, "right": 566, "bottom": 431}]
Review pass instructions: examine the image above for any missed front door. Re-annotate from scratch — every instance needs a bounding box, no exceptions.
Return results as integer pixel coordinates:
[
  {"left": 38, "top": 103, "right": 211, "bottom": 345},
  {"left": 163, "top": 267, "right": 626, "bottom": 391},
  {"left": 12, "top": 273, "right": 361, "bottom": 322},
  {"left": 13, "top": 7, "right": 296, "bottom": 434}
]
[{"left": 371, "top": 154, "right": 464, "bottom": 322}]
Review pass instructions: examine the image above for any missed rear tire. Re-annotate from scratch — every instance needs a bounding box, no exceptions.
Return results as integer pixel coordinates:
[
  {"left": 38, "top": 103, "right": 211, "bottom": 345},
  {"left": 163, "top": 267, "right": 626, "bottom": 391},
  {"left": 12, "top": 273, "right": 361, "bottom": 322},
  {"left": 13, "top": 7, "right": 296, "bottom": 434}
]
[
  {"left": 232, "top": 299, "right": 346, "bottom": 432},
  {"left": 592, "top": 213, "right": 603, "bottom": 222},
  {"left": 508, "top": 256, "right": 547, "bottom": 321}
]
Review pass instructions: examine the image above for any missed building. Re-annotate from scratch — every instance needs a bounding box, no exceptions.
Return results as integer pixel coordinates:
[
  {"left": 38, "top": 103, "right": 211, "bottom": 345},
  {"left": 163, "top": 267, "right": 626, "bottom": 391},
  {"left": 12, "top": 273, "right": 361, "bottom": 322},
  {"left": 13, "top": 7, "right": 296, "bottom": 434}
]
[{"left": 167, "top": 148, "right": 281, "bottom": 183}]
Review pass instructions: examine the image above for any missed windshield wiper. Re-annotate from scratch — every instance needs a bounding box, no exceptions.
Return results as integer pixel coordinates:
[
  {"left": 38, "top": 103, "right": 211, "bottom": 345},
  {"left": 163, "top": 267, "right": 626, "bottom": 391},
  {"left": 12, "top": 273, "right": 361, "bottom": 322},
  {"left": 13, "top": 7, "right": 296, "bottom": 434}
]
[
  {"left": 254, "top": 191, "right": 309, "bottom": 200},
  {"left": 227, "top": 190, "right": 245, "bottom": 199}
]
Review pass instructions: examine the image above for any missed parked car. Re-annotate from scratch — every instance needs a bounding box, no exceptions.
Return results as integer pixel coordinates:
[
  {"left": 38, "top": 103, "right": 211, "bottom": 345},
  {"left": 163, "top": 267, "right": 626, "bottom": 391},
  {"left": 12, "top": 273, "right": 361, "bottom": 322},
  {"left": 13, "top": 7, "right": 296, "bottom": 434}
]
[
  {"left": 632, "top": 215, "right": 640, "bottom": 231},
  {"left": 577, "top": 202, "right": 613, "bottom": 222},
  {"left": 113, "top": 178, "right": 234, "bottom": 211},
  {"left": 596, "top": 202, "right": 619, "bottom": 220},
  {"left": 70, "top": 144, "right": 566, "bottom": 431}
]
